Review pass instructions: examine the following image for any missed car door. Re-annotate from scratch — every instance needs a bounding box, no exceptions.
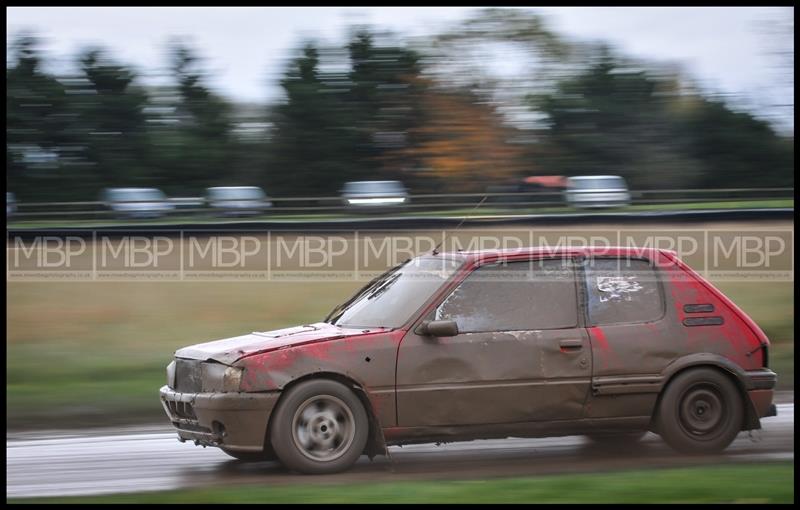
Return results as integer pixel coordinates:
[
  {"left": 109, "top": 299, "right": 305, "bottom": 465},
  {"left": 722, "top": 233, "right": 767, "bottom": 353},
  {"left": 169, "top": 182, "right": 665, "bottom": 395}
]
[
  {"left": 580, "top": 256, "right": 676, "bottom": 419},
  {"left": 395, "top": 257, "right": 592, "bottom": 427}
]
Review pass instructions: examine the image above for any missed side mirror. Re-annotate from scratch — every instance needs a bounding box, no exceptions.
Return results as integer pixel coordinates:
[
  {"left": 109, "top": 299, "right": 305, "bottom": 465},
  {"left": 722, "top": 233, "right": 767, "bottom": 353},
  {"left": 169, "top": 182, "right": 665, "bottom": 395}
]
[{"left": 418, "top": 320, "right": 459, "bottom": 337}]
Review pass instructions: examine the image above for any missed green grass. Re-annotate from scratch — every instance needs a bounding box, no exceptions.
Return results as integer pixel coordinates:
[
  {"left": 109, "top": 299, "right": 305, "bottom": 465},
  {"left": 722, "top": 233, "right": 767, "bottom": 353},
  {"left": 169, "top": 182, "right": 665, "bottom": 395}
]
[
  {"left": 715, "top": 281, "right": 796, "bottom": 344},
  {"left": 6, "top": 198, "right": 793, "bottom": 229},
  {"left": 6, "top": 280, "right": 363, "bottom": 429},
  {"left": 7, "top": 463, "right": 794, "bottom": 503},
  {"left": 770, "top": 343, "right": 794, "bottom": 390},
  {"left": 619, "top": 199, "right": 793, "bottom": 212},
  {"left": 406, "top": 199, "right": 795, "bottom": 217},
  {"left": 713, "top": 281, "right": 795, "bottom": 389},
  {"left": 6, "top": 279, "right": 793, "bottom": 429}
]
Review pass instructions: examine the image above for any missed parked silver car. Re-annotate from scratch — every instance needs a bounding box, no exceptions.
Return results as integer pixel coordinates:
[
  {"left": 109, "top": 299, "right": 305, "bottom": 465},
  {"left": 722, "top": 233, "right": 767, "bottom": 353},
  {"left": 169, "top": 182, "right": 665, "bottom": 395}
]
[
  {"left": 206, "top": 186, "right": 272, "bottom": 216},
  {"left": 341, "top": 180, "right": 409, "bottom": 210},
  {"left": 7, "top": 192, "right": 17, "bottom": 218},
  {"left": 564, "top": 175, "right": 631, "bottom": 209},
  {"left": 102, "top": 188, "right": 175, "bottom": 219}
]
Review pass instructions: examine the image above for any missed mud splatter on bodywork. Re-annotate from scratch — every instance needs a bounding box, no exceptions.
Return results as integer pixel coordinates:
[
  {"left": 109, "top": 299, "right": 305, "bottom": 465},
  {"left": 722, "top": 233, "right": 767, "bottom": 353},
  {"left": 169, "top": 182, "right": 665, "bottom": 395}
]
[
  {"left": 237, "top": 327, "right": 405, "bottom": 428},
  {"left": 161, "top": 246, "right": 775, "bottom": 455}
]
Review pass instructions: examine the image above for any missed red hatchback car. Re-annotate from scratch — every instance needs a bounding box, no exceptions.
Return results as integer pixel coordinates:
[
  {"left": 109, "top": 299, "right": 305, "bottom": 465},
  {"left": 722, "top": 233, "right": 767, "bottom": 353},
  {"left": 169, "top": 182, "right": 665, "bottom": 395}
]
[{"left": 160, "top": 247, "right": 777, "bottom": 474}]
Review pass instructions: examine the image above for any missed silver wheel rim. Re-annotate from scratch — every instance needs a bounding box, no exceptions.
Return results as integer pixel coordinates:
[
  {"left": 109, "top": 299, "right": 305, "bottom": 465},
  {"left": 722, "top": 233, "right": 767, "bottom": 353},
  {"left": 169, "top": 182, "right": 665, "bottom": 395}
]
[{"left": 291, "top": 394, "right": 355, "bottom": 462}]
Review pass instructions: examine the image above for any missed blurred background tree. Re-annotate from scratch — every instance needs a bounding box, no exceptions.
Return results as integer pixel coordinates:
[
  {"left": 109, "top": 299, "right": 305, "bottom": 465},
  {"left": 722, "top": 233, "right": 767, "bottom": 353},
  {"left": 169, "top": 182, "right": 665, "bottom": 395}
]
[
  {"left": 268, "top": 30, "right": 427, "bottom": 195},
  {"left": 7, "top": 34, "right": 77, "bottom": 200},
  {"left": 529, "top": 49, "right": 707, "bottom": 190},
  {"left": 5, "top": 9, "right": 794, "bottom": 201},
  {"left": 159, "top": 41, "right": 238, "bottom": 194},
  {"left": 75, "top": 48, "right": 152, "bottom": 191},
  {"left": 402, "top": 85, "right": 526, "bottom": 193},
  {"left": 530, "top": 48, "right": 793, "bottom": 190},
  {"left": 268, "top": 42, "right": 357, "bottom": 196}
]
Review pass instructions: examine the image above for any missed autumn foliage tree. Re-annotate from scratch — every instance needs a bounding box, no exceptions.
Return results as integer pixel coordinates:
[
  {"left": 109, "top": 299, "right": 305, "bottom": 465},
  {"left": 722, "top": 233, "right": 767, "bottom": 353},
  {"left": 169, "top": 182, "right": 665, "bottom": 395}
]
[{"left": 399, "top": 84, "right": 526, "bottom": 193}]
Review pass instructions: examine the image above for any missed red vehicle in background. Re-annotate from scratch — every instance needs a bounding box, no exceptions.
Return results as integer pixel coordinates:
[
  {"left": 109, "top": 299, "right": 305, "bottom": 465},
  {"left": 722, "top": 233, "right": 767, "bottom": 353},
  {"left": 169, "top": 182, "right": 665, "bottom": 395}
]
[
  {"left": 522, "top": 175, "right": 567, "bottom": 189},
  {"left": 485, "top": 175, "right": 567, "bottom": 205}
]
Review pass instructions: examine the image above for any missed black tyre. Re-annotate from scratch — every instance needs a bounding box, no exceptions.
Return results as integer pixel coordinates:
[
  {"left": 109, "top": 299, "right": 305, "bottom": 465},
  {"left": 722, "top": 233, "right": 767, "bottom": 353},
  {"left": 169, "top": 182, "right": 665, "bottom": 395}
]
[
  {"left": 220, "top": 447, "right": 276, "bottom": 463},
  {"left": 656, "top": 368, "right": 743, "bottom": 454},
  {"left": 269, "top": 379, "right": 369, "bottom": 474}
]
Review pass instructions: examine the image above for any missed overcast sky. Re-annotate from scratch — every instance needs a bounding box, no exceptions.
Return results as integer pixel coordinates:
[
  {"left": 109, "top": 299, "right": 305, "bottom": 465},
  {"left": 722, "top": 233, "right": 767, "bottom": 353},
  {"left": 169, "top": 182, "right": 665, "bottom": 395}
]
[{"left": 6, "top": 6, "right": 794, "bottom": 133}]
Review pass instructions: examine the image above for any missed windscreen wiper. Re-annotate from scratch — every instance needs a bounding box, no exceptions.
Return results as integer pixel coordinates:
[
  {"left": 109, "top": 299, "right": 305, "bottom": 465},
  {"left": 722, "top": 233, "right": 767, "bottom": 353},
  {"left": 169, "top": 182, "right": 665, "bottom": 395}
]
[
  {"left": 366, "top": 272, "right": 401, "bottom": 300},
  {"left": 324, "top": 273, "right": 386, "bottom": 324},
  {"left": 324, "top": 261, "right": 408, "bottom": 324}
]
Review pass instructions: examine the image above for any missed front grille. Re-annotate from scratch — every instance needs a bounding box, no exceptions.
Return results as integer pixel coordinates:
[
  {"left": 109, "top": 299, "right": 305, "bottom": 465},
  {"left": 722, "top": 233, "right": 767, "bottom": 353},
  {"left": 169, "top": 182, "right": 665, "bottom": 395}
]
[
  {"left": 165, "top": 399, "right": 197, "bottom": 420},
  {"left": 175, "top": 358, "right": 202, "bottom": 393}
]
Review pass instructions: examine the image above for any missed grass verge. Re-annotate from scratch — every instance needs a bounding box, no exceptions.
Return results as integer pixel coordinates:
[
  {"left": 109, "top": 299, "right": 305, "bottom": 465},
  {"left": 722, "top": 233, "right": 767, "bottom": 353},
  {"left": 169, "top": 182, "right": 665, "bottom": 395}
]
[
  {"left": 7, "top": 462, "right": 794, "bottom": 504},
  {"left": 6, "top": 278, "right": 793, "bottom": 429}
]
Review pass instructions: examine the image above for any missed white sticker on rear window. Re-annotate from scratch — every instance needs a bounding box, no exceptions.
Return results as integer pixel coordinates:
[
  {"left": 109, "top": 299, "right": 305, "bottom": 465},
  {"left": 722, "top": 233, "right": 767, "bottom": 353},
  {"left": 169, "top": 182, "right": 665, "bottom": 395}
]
[{"left": 596, "top": 276, "right": 642, "bottom": 302}]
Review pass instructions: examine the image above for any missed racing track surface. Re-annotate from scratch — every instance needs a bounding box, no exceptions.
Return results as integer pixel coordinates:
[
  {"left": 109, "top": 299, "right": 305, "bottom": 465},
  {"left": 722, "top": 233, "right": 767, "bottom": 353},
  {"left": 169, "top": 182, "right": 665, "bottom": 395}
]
[{"left": 7, "top": 400, "right": 794, "bottom": 499}]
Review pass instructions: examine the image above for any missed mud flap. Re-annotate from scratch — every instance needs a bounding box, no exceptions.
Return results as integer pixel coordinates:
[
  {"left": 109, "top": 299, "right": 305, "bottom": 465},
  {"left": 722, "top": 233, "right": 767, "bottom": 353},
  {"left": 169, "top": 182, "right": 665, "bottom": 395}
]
[{"left": 351, "top": 385, "right": 392, "bottom": 464}]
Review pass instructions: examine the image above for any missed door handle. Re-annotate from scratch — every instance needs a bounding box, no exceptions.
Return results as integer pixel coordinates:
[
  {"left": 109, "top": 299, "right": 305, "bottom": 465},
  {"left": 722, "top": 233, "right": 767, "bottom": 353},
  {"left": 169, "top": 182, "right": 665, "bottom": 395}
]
[{"left": 559, "top": 339, "right": 583, "bottom": 351}]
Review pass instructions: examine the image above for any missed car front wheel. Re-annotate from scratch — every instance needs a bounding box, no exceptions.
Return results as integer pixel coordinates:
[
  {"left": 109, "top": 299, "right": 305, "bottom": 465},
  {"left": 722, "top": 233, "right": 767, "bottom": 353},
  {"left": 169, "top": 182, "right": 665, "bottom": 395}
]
[
  {"left": 270, "top": 379, "right": 369, "bottom": 474},
  {"left": 656, "top": 368, "right": 744, "bottom": 454}
]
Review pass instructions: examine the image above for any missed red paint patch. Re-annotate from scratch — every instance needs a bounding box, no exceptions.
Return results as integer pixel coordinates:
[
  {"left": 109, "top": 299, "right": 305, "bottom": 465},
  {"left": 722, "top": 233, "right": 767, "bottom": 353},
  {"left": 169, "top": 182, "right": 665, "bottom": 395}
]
[{"left": 590, "top": 327, "right": 609, "bottom": 350}]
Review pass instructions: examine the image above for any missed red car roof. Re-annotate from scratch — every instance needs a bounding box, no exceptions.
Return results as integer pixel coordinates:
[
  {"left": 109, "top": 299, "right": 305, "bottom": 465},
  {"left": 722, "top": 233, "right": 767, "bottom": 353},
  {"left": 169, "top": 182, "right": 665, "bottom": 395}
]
[
  {"left": 439, "top": 246, "right": 674, "bottom": 263},
  {"left": 523, "top": 175, "right": 567, "bottom": 187}
]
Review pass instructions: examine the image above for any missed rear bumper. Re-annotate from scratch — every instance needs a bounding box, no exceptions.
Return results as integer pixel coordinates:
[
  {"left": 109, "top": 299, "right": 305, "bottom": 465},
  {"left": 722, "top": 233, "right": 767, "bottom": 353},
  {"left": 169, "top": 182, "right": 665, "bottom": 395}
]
[
  {"left": 160, "top": 385, "right": 280, "bottom": 452},
  {"left": 744, "top": 369, "right": 778, "bottom": 418}
]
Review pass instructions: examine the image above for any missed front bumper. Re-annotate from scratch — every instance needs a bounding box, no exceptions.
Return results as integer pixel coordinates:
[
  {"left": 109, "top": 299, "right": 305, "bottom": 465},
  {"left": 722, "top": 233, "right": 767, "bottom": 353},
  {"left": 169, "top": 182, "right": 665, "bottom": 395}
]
[{"left": 160, "top": 385, "right": 280, "bottom": 452}]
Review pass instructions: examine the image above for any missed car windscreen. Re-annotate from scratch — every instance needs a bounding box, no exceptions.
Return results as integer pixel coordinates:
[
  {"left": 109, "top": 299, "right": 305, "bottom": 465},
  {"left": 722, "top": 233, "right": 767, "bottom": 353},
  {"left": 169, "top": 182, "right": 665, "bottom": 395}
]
[
  {"left": 571, "top": 177, "right": 626, "bottom": 190},
  {"left": 333, "top": 257, "right": 464, "bottom": 329}
]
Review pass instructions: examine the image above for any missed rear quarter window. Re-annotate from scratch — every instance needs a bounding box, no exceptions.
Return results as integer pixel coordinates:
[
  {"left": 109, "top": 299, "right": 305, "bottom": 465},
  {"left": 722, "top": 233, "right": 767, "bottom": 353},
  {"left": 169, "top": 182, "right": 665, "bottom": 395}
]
[{"left": 584, "top": 258, "right": 664, "bottom": 325}]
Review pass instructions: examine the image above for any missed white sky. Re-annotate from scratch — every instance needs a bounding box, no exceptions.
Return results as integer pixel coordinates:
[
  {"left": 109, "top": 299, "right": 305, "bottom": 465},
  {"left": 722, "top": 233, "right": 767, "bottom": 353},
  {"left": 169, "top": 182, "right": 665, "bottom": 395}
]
[{"left": 6, "top": 6, "right": 794, "bottom": 133}]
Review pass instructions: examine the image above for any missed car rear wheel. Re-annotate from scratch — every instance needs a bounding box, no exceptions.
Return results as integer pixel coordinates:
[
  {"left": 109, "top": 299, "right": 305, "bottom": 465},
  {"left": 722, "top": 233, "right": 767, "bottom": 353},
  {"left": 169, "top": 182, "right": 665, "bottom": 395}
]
[
  {"left": 270, "top": 379, "right": 369, "bottom": 474},
  {"left": 656, "top": 368, "right": 743, "bottom": 454}
]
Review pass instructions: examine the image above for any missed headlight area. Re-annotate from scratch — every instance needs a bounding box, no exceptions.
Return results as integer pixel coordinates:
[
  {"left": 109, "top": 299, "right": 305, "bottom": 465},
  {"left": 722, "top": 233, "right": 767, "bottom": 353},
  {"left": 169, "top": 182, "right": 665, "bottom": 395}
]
[
  {"left": 165, "top": 358, "right": 244, "bottom": 393},
  {"left": 166, "top": 360, "right": 176, "bottom": 388},
  {"left": 201, "top": 362, "right": 244, "bottom": 392}
]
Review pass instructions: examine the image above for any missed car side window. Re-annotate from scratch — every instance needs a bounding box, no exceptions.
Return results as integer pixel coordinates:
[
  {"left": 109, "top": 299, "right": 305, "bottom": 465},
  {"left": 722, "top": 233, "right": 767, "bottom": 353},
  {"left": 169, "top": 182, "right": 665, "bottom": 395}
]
[
  {"left": 583, "top": 258, "right": 664, "bottom": 325},
  {"left": 435, "top": 259, "right": 578, "bottom": 333}
]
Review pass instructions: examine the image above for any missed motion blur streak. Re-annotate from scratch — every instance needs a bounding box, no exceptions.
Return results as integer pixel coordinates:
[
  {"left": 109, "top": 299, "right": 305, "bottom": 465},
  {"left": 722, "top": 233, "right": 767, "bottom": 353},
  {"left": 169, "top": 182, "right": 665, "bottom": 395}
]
[
  {"left": 6, "top": 8, "right": 793, "bottom": 204},
  {"left": 5, "top": 6, "right": 794, "bottom": 502},
  {"left": 5, "top": 402, "right": 794, "bottom": 499}
]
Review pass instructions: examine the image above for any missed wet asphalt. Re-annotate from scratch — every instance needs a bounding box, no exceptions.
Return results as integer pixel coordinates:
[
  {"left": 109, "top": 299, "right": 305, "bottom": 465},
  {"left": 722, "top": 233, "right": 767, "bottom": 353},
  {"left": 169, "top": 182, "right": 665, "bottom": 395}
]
[{"left": 6, "top": 401, "right": 794, "bottom": 499}]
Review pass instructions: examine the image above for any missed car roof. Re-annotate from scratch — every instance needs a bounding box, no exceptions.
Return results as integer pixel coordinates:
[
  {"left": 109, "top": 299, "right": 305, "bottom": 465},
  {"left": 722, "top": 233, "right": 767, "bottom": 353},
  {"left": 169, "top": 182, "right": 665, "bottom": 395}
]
[{"left": 435, "top": 246, "right": 673, "bottom": 263}]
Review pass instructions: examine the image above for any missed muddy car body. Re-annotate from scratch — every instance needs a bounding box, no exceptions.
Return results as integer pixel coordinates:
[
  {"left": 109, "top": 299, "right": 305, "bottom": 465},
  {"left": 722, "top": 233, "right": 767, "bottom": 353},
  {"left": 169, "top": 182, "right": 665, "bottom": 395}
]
[{"left": 161, "top": 247, "right": 777, "bottom": 473}]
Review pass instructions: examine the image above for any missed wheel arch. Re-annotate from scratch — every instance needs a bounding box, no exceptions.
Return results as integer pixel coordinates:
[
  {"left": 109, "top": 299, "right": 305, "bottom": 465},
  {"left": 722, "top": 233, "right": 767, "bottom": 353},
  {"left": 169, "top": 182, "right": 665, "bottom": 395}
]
[
  {"left": 266, "top": 371, "right": 388, "bottom": 459},
  {"left": 654, "top": 355, "right": 760, "bottom": 431}
]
